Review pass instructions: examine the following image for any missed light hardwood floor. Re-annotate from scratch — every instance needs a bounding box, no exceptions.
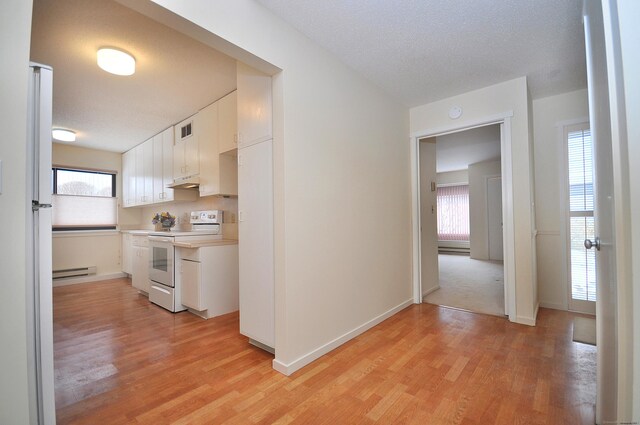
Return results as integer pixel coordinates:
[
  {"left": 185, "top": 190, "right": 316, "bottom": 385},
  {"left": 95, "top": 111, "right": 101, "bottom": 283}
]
[{"left": 54, "top": 278, "right": 596, "bottom": 424}]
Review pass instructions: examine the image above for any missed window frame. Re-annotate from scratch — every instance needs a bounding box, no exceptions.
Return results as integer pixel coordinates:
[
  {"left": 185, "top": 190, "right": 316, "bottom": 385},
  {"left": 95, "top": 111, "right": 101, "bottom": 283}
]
[
  {"left": 561, "top": 121, "right": 596, "bottom": 314},
  {"left": 51, "top": 167, "right": 117, "bottom": 231}
]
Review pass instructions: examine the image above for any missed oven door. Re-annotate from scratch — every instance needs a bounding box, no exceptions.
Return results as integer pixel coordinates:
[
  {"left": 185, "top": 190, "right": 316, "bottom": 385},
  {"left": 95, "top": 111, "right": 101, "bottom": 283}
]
[{"left": 148, "top": 236, "right": 174, "bottom": 287}]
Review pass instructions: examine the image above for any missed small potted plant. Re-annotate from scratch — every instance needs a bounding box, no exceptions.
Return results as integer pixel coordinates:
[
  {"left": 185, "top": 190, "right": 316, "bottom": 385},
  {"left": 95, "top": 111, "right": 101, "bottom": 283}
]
[{"left": 152, "top": 212, "right": 176, "bottom": 231}]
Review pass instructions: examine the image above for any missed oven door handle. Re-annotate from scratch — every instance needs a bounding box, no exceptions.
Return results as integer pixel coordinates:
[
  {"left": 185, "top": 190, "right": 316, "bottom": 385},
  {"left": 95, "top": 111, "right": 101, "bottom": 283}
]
[{"left": 149, "top": 237, "right": 174, "bottom": 243}]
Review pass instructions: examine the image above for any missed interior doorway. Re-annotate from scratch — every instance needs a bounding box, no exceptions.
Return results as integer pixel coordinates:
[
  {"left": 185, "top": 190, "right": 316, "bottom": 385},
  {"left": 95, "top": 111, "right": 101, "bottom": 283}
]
[{"left": 417, "top": 124, "right": 507, "bottom": 317}]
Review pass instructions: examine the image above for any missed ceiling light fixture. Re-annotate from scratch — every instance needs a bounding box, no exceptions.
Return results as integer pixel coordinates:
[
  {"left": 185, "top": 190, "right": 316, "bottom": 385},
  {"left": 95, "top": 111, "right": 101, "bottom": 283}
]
[
  {"left": 97, "top": 48, "right": 136, "bottom": 76},
  {"left": 52, "top": 128, "right": 76, "bottom": 142}
]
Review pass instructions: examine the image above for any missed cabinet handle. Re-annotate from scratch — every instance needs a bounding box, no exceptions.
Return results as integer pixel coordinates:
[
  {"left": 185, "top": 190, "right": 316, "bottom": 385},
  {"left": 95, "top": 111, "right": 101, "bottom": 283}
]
[{"left": 233, "top": 133, "right": 238, "bottom": 144}]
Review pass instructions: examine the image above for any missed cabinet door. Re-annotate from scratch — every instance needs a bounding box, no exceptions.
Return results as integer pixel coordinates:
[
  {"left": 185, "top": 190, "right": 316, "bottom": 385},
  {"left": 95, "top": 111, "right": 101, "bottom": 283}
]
[
  {"left": 122, "top": 233, "right": 132, "bottom": 275},
  {"left": 197, "top": 102, "right": 218, "bottom": 196},
  {"left": 152, "top": 134, "right": 164, "bottom": 204},
  {"left": 161, "top": 127, "right": 174, "bottom": 201},
  {"left": 218, "top": 91, "right": 237, "bottom": 153},
  {"left": 134, "top": 144, "right": 145, "bottom": 205},
  {"left": 122, "top": 149, "right": 135, "bottom": 207},
  {"left": 142, "top": 138, "right": 154, "bottom": 204},
  {"left": 184, "top": 134, "right": 199, "bottom": 177},
  {"left": 174, "top": 116, "right": 196, "bottom": 179},
  {"left": 132, "top": 246, "right": 150, "bottom": 293},
  {"left": 181, "top": 259, "right": 202, "bottom": 310},
  {"left": 237, "top": 62, "right": 272, "bottom": 148},
  {"left": 238, "top": 140, "right": 274, "bottom": 347}
]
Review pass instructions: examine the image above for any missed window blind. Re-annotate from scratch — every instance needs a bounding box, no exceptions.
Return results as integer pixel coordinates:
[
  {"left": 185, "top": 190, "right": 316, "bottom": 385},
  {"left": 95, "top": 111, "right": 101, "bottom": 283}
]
[
  {"left": 436, "top": 184, "right": 470, "bottom": 241},
  {"left": 567, "top": 127, "right": 596, "bottom": 302}
]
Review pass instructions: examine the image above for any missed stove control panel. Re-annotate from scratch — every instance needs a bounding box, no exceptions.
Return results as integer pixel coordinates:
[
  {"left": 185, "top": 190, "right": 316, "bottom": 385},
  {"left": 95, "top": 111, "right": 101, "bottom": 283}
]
[{"left": 190, "top": 210, "right": 223, "bottom": 224}]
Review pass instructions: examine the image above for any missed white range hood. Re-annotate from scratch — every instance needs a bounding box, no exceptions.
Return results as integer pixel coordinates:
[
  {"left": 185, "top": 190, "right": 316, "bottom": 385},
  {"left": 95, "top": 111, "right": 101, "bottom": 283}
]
[{"left": 167, "top": 176, "right": 199, "bottom": 189}]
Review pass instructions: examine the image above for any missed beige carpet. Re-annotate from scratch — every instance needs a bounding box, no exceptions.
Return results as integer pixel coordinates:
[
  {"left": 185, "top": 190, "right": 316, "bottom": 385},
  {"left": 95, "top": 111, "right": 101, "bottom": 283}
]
[
  {"left": 424, "top": 254, "right": 505, "bottom": 316},
  {"left": 573, "top": 317, "right": 596, "bottom": 345}
]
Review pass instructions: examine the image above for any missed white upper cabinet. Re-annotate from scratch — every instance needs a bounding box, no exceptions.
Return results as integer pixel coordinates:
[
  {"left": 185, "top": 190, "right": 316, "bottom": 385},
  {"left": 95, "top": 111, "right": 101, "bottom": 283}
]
[
  {"left": 142, "top": 138, "right": 154, "bottom": 204},
  {"left": 174, "top": 115, "right": 199, "bottom": 180},
  {"left": 237, "top": 62, "right": 272, "bottom": 148},
  {"left": 122, "top": 149, "right": 135, "bottom": 207},
  {"left": 160, "top": 128, "right": 175, "bottom": 202},
  {"left": 196, "top": 101, "right": 218, "bottom": 197},
  {"left": 152, "top": 128, "right": 175, "bottom": 203},
  {"left": 197, "top": 99, "right": 238, "bottom": 197},
  {"left": 218, "top": 90, "right": 238, "bottom": 154}
]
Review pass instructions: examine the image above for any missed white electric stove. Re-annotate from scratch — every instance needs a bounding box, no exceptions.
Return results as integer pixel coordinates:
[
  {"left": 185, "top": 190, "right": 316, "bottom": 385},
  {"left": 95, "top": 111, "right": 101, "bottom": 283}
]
[{"left": 148, "top": 210, "right": 223, "bottom": 312}]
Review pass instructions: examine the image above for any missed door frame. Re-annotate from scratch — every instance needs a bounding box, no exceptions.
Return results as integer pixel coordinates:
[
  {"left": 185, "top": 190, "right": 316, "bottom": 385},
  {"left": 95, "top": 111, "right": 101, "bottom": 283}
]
[
  {"left": 485, "top": 174, "right": 503, "bottom": 261},
  {"left": 410, "top": 111, "right": 516, "bottom": 322},
  {"left": 557, "top": 118, "right": 596, "bottom": 315}
]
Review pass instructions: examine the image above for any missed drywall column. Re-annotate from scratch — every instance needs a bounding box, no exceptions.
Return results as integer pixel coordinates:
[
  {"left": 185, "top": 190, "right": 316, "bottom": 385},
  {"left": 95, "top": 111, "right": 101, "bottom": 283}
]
[
  {"left": 0, "top": 1, "right": 35, "bottom": 423},
  {"left": 410, "top": 77, "right": 537, "bottom": 325},
  {"left": 142, "top": 0, "right": 412, "bottom": 374},
  {"left": 468, "top": 160, "right": 501, "bottom": 260}
]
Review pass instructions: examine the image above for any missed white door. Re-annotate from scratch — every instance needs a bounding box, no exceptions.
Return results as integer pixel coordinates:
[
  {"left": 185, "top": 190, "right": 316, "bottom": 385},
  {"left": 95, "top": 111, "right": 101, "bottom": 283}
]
[
  {"left": 584, "top": 1, "right": 617, "bottom": 422},
  {"left": 487, "top": 176, "right": 503, "bottom": 261},
  {"left": 419, "top": 138, "right": 439, "bottom": 296}
]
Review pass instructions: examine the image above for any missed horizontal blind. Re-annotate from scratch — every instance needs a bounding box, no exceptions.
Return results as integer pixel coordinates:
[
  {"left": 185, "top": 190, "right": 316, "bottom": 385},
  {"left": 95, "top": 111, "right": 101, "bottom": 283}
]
[
  {"left": 567, "top": 127, "right": 596, "bottom": 302},
  {"left": 436, "top": 184, "right": 470, "bottom": 241},
  {"left": 52, "top": 195, "right": 117, "bottom": 228}
]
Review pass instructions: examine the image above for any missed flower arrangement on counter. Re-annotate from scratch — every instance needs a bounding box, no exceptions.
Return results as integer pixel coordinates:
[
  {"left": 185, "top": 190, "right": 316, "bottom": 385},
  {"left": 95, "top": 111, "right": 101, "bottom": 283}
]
[{"left": 152, "top": 212, "right": 176, "bottom": 229}]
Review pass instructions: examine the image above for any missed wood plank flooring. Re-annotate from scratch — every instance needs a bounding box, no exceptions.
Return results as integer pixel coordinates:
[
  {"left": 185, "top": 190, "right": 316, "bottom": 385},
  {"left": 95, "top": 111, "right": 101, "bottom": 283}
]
[{"left": 54, "top": 278, "right": 596, "bottom": 424}]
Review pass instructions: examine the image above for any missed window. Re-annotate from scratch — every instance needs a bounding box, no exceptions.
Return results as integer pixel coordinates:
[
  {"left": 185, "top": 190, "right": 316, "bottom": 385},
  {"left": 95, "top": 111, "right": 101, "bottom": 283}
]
[
  {"left": 51, "top": 167, "right": 117, "bottom": 231},
  {"left": 566, "top": 125, "right": 596, "bottom": 302},
  {"left": 436, "top": 184, "right": 470, "bottom": 241}
]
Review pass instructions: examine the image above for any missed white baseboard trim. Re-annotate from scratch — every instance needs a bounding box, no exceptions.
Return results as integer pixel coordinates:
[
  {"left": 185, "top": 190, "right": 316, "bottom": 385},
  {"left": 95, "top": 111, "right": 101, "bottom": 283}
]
[
  {"left": 422, "top": 285, "right": 440, "bottom": 297},
  {"left": 272, "top": 298, "right": 414, "bottom": 376},
  {"left": 539, "top": 301, "right": 567, "bottom": 311},
  {"left": 52, "top": 272, "right": 127, "bottom": 287},
  {"left": 515, "top": 302, "right": 539, "bottom": 326}
]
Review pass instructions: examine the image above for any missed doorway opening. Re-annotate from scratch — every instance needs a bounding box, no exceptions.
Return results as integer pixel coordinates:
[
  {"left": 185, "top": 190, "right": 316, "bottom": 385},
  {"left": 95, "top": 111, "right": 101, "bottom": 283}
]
[{"left": 419, "top": 124, "right": 505, "bottom": 317}]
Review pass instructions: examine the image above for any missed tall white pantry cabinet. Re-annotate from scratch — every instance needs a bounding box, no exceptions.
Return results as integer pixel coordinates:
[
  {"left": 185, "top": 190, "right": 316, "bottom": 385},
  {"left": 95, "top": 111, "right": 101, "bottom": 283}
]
[{"left": 237, "top": 62, "right": 275, "bottom": 351}]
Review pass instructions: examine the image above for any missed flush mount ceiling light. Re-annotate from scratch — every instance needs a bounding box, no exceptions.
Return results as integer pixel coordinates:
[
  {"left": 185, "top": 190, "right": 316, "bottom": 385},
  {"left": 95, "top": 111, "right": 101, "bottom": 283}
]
[
  {"left": 52, "top": 128, "right": 76, "bottom": 142},
  {"left": 97, "top": 48, "right": 136, "bottom": 76}
]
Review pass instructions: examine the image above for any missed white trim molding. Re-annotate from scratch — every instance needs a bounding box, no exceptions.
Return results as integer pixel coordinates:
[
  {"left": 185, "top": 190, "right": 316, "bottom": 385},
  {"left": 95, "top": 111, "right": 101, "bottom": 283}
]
[
  {"left": 272, "top": 299, "right": 413, "bottom": 376},
  {"left": 411, "top": 111, "right": 517, "bottom": 323}
]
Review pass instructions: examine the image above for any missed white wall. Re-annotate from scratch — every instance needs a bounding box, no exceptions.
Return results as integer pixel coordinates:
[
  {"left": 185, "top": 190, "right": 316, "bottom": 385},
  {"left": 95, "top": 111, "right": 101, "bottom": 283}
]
[
  {"left": 52, "top": 144, "right": 139, "bottom": 280},
  {"left": 420, "top": 139, "right": 439, "bottom": 295},
  {"left": 139, "top": 196, "right": 238, "bottom": 239},
  {"left": 531, "top": 89, "right": 589, "bottom": 310},
  {"left": 410, "top": 77, "right": 536, "bottom": 324},
  {"left": 437, "top": 170, "right": 468, "bottom": 185},
  {"left": 468, "top": 160, "right": 501, "bottom": 260},
  {"left": 0, "top": 1, "right": 34, "bottom": 423},
  {"left": 141, "top": 0, "right": 412, "bottom": 373}
]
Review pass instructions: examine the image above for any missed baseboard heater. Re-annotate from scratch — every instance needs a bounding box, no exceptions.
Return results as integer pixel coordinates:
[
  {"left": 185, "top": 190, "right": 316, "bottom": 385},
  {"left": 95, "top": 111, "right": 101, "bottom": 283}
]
[
  {"left": 438, "top": 247, "right": 470, "bottom": 255},
  {"left": 52, "top": 266, "right": 97, "bottom": 279}
]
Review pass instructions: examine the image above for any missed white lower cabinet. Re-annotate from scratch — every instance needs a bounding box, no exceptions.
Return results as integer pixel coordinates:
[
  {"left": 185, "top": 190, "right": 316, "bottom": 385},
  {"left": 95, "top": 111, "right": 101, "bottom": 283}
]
[
  {"left": 122, "top": 232, "right": 133, "bottom": 275},
  {"left": 181, "top": 258, "right": 202, "bottom": 310},
  {"left": 177, "top": 244, "right": 238, "bottom": 319},
  {"left": 132, "top": 235, "right": 149, "bottom": 294}
]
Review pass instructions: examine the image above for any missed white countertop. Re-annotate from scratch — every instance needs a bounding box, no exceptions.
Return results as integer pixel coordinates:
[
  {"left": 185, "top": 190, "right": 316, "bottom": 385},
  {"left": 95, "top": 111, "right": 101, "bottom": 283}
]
[
  {"left": 123, "top": 230, "right": 153, "bottom": 235},
  {"left": 173, "top": 239, "right": 238, "bottom": 248}
]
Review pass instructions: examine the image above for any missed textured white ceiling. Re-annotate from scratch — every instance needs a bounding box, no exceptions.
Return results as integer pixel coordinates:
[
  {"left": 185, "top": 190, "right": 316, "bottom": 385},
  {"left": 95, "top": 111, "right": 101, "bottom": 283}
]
[
  {"left": 30, "top": 0, "right": 237, "bottom": 153},
  {"left": 435, "top": 125, "right": 501, "bottom": 173},
  {"left": 256, "top": 0, "right": 587, "bottom": 106}
]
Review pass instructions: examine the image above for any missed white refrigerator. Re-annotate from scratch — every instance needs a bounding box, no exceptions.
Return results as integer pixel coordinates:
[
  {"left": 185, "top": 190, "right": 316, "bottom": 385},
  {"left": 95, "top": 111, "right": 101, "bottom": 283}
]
[{"left": 26, "top": 63, "right": 56, "bottom": 424}]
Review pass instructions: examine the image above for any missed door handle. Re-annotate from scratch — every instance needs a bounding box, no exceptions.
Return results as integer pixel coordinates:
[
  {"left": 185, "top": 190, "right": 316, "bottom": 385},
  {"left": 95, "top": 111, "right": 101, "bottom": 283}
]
[{"left": 584, "top": 237, "right": 601, "bottom": 251}]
